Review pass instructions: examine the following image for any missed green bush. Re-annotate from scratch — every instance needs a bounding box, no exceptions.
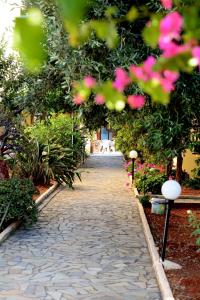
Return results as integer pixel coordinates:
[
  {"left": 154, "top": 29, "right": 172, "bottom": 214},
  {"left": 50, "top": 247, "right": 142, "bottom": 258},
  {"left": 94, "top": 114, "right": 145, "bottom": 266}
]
[
  {"left": 12, "top": 137, "right": 80, "bottom": 187},
  {"left": 135, "top": 172, "right": 167, "bottom": 194},
  {"left": 25, "top": 113, "right": 85, "bottom": 163},
  {"left": 188, "top": 210, "right": 200, "bottom": 250},
  {"left": 0, "top": 178, "right": 38, "bottom": 230},
  {"left": 184, "top": 178, "right": 200, "bottom": 190},
  {"left": 183, "top": 158, "right": 200, "bottom": 190},
  {"left": 139, "top": 195, "right": 150, "bottom": 207}
]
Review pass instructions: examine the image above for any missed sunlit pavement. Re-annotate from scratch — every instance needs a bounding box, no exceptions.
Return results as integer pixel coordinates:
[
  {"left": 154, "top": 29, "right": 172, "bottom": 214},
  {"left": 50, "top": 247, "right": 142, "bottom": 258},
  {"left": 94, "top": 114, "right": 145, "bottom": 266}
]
[{"left": 0, "top": 156, "right": 161, "bottom": 300}]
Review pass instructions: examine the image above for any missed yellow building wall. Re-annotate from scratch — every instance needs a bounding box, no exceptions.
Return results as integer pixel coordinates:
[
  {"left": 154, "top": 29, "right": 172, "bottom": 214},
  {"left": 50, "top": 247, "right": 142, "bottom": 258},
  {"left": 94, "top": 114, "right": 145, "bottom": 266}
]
[{"left": 183, "top": 149, "right": 200, "bottom": 177}]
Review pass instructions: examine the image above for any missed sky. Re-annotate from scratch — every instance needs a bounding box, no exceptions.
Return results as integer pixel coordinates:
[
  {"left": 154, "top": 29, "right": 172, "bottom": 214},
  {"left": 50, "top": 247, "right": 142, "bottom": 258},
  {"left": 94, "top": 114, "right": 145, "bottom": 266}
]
[{"left": 0, "top": 0, "right": 22, "bottom": 53}]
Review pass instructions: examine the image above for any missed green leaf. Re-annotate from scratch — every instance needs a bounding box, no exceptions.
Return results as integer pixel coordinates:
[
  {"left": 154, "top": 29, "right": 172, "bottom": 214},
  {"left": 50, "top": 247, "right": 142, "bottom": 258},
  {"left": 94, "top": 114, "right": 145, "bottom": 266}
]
[
  {"left": 126, "top": 6, "right": 138, "bottom": 22},
  {"left": 155, "top": 53, "right": 194, "bottom": 73},
  {"left": 192, "top": 228, "right": 200, "bottom": 236},
  {"left": 97, "top": 81, "right": 125, "bottom": 111},
  {"left": 91, "top": 21, "right": 118, "bottom": 48},
  {"left": 142, "top": 15, "right": 161, "bottom": 49},
  {"left": 57, "top": 0, "right": 87, "bottom": 25},
  {"left": 105, "top": 6, "right": 119, "bottom": 18},
  {"left": 183, "top": 6, "right": 200, "bottom": 42},
  {"left": 195, "top": 237, "right": 200, "bottom": 246},
  {"left": 139, "top": 80, "right": 170, "bottom": 104},
  {"left": 13, "top": 8, "right": 46, "bottom": 73}
]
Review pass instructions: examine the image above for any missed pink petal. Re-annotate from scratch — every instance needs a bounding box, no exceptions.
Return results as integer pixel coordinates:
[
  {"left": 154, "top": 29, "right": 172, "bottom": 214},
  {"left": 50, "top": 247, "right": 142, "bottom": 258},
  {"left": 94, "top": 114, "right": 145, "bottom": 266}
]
[
  {"left": 127, "top": 95, "right": 145, "bottom": 109},
  {"left": 159, "top": 41, "right": 182, "bottom": 58},
  {"left": 84, "top": 76, "right": 96, "bottom": 88},
  {"left": 161, "top": 0, "right": 173, "bottom": 9},
  {"left": 163, "top": 70, "right": 179, "bottom": 82},
  {"left": 143, "top": 56, "right": 157, "bottom": 73},
  {"left": 113, "top": 67, "right": 131, "bottom": 92},
  {"left": 130, "top": 65, "right": 148, "bottom": 81},
  {"left": 192, "top": 46, "right": 200, "bottom": 65},
  {"left": 160, "top": 12, "right": 183, "bottom": 40},
  {"left": 73, "top": 94, "right": 84, "bottom": 105},
  {"left": 95, "top": 94, "right": 105, "bottom": 105},
  {"left": 160, "top": 78, "right": 175, "bottom": 92}
]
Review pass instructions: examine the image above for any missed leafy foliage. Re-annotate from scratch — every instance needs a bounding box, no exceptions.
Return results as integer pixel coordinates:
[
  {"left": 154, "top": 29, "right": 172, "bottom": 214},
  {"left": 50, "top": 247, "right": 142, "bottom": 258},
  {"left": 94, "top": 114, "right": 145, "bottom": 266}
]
[
  {"left": 135, "top": 168, "right": 167, "bottom": 194},
  {"left": 25, "top": 113, "right": 85, "bottom": 163},
  {"left": 0, "top": 178, "right": 37, "bottom": 231},
  {"left": 12, "top": 136, "right": 79, "bottom": 187},
  {"left": 184, "top": 158, "right": 200, "bottom": 189},
  {"left": 188, "top": 210, "right": 200, "bottom": 250},
  {"left": 139, "top": 194, "right": 150, "bottom": 207}
]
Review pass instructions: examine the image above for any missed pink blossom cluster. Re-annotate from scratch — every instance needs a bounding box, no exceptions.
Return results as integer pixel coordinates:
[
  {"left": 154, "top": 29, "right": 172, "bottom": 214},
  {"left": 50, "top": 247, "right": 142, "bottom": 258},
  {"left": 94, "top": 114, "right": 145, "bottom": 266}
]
[
  {"left": 113, "top": 68, "right": 131, "bottom": 92},
  {"left": 159, "top": 11, "right": 200, "bottom": 67},
  {"left": 130, "top": 56, "right": 179, "bottom": 93},
  {"left": 74, "top": 1, "right": 200, "bottom": 109},
  {"left": 159, "top": 12, "right": 186, "bottom": 58}
]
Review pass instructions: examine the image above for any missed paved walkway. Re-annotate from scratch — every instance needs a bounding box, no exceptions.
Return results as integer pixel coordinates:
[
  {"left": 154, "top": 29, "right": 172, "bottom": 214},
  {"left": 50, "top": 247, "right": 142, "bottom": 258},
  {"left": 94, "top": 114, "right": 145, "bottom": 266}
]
[{"left": 0, "top": 156, "right": 161, "bottom": 300}]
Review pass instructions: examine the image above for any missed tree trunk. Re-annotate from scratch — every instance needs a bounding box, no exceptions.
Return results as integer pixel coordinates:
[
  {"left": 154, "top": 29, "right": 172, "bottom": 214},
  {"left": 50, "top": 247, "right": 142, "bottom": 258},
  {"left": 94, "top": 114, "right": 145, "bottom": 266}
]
[
  {"left": 166, "top": 159, "right": 173, "bottom": 178},
  {"left": 176, "top": 153, "right": 183, "bottom": 183},
  {"left": 0, "top": 160, "right": 9, "bottom": 180}
]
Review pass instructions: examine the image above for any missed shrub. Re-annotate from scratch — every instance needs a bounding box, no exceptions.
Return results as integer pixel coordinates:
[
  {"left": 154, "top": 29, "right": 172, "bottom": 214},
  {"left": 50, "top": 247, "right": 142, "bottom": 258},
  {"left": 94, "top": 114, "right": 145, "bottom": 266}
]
[
  {"left": 25, "top": 113, "right": 85, "bottom": 163},
  {"left": 0, "top": 178, "right": 38, "bottom": 230},
  {"left": 139, "top": 195, "right": 150, "bottom": 207},
  {"left": 183, "top": 158, "right": 200, "bottom": 190},
  {"left": 12, "top": 137, "right": 80, "bottom": 187},
  {"left": 135, "top": 172, "right": 167, "bottom": 194},
  {"left": 188, "top": 210, "right": 200, "bottom": 250}
]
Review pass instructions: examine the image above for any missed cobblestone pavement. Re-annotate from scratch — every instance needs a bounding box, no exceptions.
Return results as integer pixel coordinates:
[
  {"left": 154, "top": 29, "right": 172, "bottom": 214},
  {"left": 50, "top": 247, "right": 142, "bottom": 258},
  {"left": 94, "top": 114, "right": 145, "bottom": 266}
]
[{"left": 0, "top": 156, "right": 161, "bottom": 300}]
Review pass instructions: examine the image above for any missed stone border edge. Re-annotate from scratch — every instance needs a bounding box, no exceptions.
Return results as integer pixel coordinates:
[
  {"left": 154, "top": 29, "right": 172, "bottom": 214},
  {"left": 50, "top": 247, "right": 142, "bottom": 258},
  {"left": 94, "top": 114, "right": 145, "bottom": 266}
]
[
  {"left": 134, "top": 187, "right": 175, "bottom": 300},
  {"left": 0, "top": 182, "right": 60, "bottom": 245}
]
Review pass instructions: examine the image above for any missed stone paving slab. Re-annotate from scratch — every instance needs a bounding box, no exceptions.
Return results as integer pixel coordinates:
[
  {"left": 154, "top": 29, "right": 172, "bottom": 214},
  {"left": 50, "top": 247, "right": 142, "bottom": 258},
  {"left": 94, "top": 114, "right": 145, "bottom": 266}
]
[{"left": 0, "top": 156, "right": 161, "bottom": 300}]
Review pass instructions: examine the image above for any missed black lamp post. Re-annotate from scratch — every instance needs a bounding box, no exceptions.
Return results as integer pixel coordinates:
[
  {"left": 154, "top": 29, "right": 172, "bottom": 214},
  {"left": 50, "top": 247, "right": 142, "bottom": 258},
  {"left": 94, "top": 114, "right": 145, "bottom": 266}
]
[
  {"left": 160, "top": 180, "right": 181, "bottom": 262},
  {"left": 129, "top": 150, "right": 138, "bottom": 184}
]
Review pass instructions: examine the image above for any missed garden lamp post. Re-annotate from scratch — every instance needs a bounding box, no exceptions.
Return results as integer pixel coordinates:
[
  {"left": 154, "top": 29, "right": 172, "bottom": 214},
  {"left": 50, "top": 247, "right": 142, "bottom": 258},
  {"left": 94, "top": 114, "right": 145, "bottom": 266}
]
[
  {"left": 161, "top": 180, "right": 181, "bottom": 262},
  {"left": 129, "top": 150, "right": 138, "bottom": 184}
]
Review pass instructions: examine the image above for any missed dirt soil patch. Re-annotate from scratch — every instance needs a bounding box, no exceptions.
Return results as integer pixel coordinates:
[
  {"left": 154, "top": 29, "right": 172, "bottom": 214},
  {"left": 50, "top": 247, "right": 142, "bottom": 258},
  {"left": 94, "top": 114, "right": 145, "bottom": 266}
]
[
  {"left": 33, "top": 181, "right": 55, "bottom": 201},
  {"left": 144, "top": 203, "right": 200, "bottom": 300}
]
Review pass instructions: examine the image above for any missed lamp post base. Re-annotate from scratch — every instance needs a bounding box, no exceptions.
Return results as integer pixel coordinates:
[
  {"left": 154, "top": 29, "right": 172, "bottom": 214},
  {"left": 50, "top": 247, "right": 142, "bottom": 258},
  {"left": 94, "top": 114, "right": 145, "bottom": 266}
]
[
  {"left": 161, "top": 200, "right": 174, "bottom": 262},
  {"left": 161, "top": 259, "right": 182, "bottom": 270}
]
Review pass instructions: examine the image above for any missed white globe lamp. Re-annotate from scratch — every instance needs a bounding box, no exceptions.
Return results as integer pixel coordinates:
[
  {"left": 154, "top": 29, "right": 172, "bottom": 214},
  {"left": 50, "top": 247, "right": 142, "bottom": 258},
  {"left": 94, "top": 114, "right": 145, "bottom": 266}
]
[
  {"left": 160, "top": 179, "right": 182, "bottom": 262},
  {"left": 129, "top": 150, "right": 138, "bottom": 159},
  {"left": 129, "top": 150, "right": 138, "bottom": 183},
  {"left": 161, "top": 180, "right": 181, "bottom": 200}
]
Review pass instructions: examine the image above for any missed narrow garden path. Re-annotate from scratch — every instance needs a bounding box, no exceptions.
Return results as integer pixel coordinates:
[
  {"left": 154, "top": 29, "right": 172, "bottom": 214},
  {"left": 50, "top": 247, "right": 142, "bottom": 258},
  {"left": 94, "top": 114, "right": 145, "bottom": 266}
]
[{"left": 0, "top": 156, "right": 161, "bottom": 300}]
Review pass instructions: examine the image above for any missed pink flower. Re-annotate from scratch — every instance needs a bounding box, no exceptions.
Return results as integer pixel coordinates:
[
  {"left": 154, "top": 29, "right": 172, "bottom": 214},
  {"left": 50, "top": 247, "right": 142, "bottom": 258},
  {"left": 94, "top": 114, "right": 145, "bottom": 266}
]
[
  {"left": 159, "top": 41, "right": 181, "bottom": 58},
  {"left": 143, "top": 56, "right": 157, "bottom": 74},
  {"left": 130, "top": 56, "right": 158, "bottom": 81},
  {"left": 159, "top": 40, "right": 188, "bottom": 58},
  {"left": 127, "top": 95, "right": 145, "bottom": 109},
  {"left": 164, "top": 70, "right": 179, "bottom": 82},
  {"left": 161, "top": 70, "right": 179, "bottom": 92},
  {"left": 160, "top": 12, "right": 183, "bottom": 41},
  {"left": 73, "top": 94, "right": 84, "bottom": 105},
  {"left": 84, "top": 76, "right": 96, "bottom": 88},
  {"left": 130, "top": 65, "right": 148, "bottom": 81},
  {"left": 95, "top": 94, "right": 105, "bottom": 105},
  {"left": 161, "top": 0, "right": 173, "bottom": 9},
  {"left": 113, "top": 67, "right": 131, "bottom": 92},
  {"left": 127, "top": 172, "right": 132, "bottom": 177},
  {"left": 192, "top": 46, "right": 200, "bottom": 66}
]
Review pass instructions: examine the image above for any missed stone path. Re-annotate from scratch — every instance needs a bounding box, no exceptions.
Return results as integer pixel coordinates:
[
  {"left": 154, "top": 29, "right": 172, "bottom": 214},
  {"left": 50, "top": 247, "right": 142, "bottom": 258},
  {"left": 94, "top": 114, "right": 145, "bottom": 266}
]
[{"left": 0, "top": 156, "right": 161, "bottom": 300}]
